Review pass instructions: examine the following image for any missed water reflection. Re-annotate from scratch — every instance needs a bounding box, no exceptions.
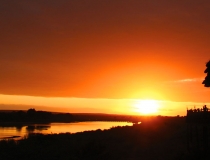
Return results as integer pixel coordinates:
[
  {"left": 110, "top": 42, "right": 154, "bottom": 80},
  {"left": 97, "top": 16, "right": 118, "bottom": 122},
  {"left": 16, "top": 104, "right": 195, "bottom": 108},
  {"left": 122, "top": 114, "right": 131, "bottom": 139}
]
[
  {"left": 16, "top": 126, "right": 23, "bottom": 132},
  {"left": 26, "top": 125, "right": 50, "bottom": 132},
  {"left": 0, "top": 122, "right": 133, "bottom": 140}
]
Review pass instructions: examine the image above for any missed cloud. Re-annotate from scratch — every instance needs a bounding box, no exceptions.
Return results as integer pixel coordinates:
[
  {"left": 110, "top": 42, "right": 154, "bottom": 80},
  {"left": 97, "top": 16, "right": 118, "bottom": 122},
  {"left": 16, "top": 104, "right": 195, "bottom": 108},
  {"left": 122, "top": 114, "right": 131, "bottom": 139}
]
[{"left": 167, "top": 77, "right": 204, "bottom": 83}]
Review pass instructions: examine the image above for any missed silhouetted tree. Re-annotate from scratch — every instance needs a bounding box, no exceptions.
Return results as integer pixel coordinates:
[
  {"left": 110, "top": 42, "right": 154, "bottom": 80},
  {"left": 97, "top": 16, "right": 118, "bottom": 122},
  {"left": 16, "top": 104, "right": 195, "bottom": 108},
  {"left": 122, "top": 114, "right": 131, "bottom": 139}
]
[
  {"left": 27, "top": 108, "right": 36, "bottom": 115},
  {"left": 202, "top": 60, "right": 210, "bottom": 87}
]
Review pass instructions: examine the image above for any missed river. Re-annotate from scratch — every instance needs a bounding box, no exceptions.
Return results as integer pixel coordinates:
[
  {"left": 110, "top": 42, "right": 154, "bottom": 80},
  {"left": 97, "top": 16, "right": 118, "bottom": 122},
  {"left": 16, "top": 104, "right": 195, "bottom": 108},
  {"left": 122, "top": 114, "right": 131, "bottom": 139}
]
[{"left": 0, "top": 121, "right": 133, "bottom": 140}]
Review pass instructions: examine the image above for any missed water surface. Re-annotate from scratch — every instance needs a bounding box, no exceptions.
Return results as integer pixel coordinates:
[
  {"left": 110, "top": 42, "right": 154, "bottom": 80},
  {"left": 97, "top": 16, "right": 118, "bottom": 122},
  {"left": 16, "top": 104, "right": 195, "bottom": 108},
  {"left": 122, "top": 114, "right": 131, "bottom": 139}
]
[{"left": 0, "top": 121, "right": 132, "bottom": 139}]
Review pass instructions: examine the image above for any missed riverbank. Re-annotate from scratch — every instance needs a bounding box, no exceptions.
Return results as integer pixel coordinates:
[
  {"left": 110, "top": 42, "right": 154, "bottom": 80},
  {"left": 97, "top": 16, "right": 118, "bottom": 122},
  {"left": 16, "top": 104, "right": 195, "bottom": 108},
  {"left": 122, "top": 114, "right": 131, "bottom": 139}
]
[{"left": 0, "top": 117, "right": 206, "bottom": 160}]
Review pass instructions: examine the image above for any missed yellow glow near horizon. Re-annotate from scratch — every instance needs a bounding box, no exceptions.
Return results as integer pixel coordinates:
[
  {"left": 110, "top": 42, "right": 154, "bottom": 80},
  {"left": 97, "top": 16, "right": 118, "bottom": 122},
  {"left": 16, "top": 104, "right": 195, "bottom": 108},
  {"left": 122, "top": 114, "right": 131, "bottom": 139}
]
[
  {"left": 0, "top": 94, "right": 197, "bottom": 116},
  {"left": 134, "top": 99, "right": 159, "bottom": 115}
]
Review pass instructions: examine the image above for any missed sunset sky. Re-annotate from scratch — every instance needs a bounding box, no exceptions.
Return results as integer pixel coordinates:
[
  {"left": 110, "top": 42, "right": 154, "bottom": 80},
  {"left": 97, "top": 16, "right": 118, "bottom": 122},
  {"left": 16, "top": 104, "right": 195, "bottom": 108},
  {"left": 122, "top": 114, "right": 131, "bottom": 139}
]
[{"left": 1, "top": 0, "right": 210, "bottom": 116}]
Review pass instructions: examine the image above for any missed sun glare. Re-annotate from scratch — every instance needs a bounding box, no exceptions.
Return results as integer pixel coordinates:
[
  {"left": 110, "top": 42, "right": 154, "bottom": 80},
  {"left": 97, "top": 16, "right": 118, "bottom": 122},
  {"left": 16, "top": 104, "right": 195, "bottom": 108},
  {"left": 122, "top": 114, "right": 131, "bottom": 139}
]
[{"left": 134, "top": 99, "right": 159, "bottom": 115}]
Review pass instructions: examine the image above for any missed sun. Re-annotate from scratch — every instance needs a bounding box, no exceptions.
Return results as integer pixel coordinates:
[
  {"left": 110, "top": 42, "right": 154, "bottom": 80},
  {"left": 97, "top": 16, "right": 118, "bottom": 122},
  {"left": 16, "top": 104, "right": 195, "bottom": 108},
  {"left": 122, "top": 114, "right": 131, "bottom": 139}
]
[{"left": 134, "top": 99, "right": 159, "bottom": 115}]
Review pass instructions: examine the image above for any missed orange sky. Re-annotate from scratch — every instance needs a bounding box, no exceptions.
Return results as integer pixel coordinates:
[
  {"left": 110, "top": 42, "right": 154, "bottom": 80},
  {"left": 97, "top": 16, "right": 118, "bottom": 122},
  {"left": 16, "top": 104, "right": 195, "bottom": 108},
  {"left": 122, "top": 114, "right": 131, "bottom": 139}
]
[{"left": 1, "top": 1, "right": 210, "bottom": 115}]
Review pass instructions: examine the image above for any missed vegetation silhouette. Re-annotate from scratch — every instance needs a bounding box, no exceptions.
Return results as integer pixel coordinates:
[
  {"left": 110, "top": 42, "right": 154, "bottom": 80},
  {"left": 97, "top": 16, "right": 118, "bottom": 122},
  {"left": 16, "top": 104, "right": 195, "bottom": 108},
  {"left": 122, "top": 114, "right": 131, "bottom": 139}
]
[
  {"left": 186, "top": 105, "right": 210, "bottom": 123},
  {"left": 186, "top": 105, "right": 210, "bottom": 158},
  {"left": 0, "top": 108, "right": 162, "bottom": 126},
  {"left": 202, "top": 60, "right": 210, "bottom": 87},
  {"left": 0, "top": 108, "right": 73, "bottom": 124},
  {"left": 1, "top": 108, "right": 209, "bottom": 159},
  {"left": 26, "top": 125, "right": 50, "bottom": 132},
  {"left": 0, "top": 116, "right": 206, "bottom": 160}
]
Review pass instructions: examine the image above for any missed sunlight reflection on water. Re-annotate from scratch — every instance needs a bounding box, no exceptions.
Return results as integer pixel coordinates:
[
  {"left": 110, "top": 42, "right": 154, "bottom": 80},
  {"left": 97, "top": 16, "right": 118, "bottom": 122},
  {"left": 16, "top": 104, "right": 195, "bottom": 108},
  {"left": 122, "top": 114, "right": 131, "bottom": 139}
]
[{"left": 0, "top": 122, "right": 133, "bottom": 140}]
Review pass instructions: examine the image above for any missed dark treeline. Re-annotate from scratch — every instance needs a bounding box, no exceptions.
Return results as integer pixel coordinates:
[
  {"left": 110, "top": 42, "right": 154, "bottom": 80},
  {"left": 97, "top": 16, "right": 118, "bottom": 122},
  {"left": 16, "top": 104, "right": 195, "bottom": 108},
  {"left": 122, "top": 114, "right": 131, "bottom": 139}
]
[
  {"left": 72, "top": 113, "right": 142, "bottom": 122},
  {"left": 0, "top": 117, "right": 202, "bottom": 160},
  {"left": 0, "top": 108, "right": 185, "bottom": 125},
  {"left": 186, "top": 105, "right": 210, "bottom": 155},
  {"left": 0, "top": 108, "right": 73, "bottom": 124},
  {"left": 186, "top": 105, "right": 210, "bottom": 123}
]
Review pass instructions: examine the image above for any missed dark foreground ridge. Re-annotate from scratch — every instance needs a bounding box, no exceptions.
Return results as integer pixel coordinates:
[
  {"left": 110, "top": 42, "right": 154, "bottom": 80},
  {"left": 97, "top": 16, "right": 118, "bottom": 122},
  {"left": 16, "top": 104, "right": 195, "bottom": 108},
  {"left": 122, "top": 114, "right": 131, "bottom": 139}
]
[{"left": 0, "top": 116, "right": 208, "bottom": 160}]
